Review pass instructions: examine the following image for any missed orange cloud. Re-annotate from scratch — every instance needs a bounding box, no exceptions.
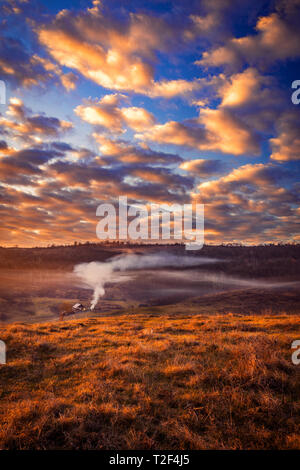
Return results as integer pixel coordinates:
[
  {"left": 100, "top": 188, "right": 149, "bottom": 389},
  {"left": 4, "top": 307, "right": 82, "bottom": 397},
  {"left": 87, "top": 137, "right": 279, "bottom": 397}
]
[
  {"left": 60, "top": 72, "right": 78, "bottom": 91},
  {"left": 199, "top": 107, "right": 260, "bottom": 155},
  {"left": 75, "top": 94, "right": 155, "bottom": 132},
  {"left": 129, "top": 167, "right": 193, "bottom": 189},
  {"left": 0, "top": 97, "right": 73, "bottom": 143},
  {"left": 199, "top": 163, "right": 281, "bottom": 189},
  {"left": 219, "top": 68, "right": 271, "bottom": 107},
  {"left": 137, "top": 107, "right": 260, "bottom": 156},
  {"left": 270, "top": 111, "right": 300, "bottom": 161},
  {"left": 148, "top": 79, "right": 204, "bottom": 98},
  {"left": 37, "top": 7, "right": 205, "bottom": 98},
  {"left": 0, "top": 140, "right": 15, "bottom": 156},
  {"left": 39, "top": 27, "right": 154, "bottom": 93},
  {"left": 187, "top": 162, "right": 299, "bottom": 243},
  {"left": 198, "top": 10, "right": 300, "bottom": 69},
  {"left": 120, "top": 107, "right": 156, "bottom": 131},
  {"left": 93, "top": 135, "right": 182, "bottom": 164},
  {"left": 180, "top": 158, "right": 225, "bottom": 176}
]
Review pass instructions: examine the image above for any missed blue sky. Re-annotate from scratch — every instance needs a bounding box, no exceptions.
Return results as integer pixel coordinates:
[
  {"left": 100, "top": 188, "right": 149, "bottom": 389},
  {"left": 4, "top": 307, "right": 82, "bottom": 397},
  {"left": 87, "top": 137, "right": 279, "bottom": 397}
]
[{"left": 0, "top": 0, "right": 299, "bottom": 246}]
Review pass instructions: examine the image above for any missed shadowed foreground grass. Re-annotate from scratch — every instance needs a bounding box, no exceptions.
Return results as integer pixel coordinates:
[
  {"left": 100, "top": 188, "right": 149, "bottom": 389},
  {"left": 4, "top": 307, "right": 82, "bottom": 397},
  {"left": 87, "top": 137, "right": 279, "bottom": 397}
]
[{"left": 0, "top": 312, "right": 299, "bottom": 449}]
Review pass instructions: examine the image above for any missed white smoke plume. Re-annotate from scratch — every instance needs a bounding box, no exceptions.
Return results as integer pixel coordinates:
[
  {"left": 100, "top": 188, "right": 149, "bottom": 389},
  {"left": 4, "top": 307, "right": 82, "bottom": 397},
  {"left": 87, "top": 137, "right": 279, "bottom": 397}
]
[{"left": 74, "top": 252, "right": 219, "bottom": 310}]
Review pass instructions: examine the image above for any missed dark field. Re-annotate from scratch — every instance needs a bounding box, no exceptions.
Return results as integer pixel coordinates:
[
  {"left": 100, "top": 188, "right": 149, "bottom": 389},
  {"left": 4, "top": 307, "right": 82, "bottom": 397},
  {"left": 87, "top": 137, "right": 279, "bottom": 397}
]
[{"left": 0, "top": 244, "right": 300, "bottom": 323}]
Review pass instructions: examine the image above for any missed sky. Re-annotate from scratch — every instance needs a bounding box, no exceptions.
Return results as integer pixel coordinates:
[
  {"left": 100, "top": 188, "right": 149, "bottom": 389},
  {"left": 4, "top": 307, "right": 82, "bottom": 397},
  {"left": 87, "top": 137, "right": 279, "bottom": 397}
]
[{"left": 0, "top": 0, "right": 300, "bottom": 247}]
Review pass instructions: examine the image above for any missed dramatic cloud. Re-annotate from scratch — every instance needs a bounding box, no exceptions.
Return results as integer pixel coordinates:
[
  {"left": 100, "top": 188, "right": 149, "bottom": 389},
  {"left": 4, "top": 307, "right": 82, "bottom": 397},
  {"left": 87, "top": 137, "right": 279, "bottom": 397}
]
[
  {"left": 0, "top": 140, "right": 14, "bottom": 155},
  {"left": 180, "top": 158, "right": 226, "bottom": 177},
  {"left": 0, "top": 145, "right": 63, "bottom": 185},
  {"left": 219, "top": 68, "right": 273, "bottom": 107},
  {"left": 198, "top": 4, "right": 300, "bottom": 69},
  {"left": 188, "top": 0, "right": 245, "bottom": 41},
  {"left": 0, "top": 0, "right": 299, "bottom": 246},
  {"left": 196, "top": 163, "right": 289, "bottom": 199},
  {"left": 148, "top": 79, "right": 204, "bottom": 99},
  {"left": 138, "top": 107, "right": 260, "bottom": 156},
  {"left": 128, "top": 166, "right": 194, "bottom": 189},
  {"left": 32, "top": 55, "right": 78, "bottom": 91},
  {"left": 270, "top": 111, "right": 300, "bottom": 161},
  {"left": 75, "top": 94, "right": 155, "bottom": 132},
  {"left": 37, "top": 5, "right": 202, "bottom": 97},
  {"left": 93, "top": 135, "right": 182, "bottom": 165},
  {"left": 199, "top": 107, "right": 260, "bottom": 155},
  {"left": 191, "top": 163, "right": 299, "bottom": 243},
  {"left": 0, "top": 3, "right": 78, "bottom": 91},
  {"left": 0, "top": 98, "right": 73, "bottom": 143},
  {"left": 0, "top": 34, "right": 58, "bottom": 88}
]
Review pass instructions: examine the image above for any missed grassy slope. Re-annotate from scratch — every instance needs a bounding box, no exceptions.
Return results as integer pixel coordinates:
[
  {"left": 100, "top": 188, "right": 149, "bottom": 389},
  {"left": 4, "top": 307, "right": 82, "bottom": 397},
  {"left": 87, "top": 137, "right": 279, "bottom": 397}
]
[{"left": 0, "top": 312, "right": 299, "bottom": 450}]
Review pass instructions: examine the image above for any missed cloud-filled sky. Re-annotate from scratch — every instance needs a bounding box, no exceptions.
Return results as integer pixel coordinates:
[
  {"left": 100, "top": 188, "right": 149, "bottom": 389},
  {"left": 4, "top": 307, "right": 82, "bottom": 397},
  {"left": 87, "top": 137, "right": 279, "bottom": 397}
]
[{"left": 0, "top": 0, "right": 300, "bottom": 246}]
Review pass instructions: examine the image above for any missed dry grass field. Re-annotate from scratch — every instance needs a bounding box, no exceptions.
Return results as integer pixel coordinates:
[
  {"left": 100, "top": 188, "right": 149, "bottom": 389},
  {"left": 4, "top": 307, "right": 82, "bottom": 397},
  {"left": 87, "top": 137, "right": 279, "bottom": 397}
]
[{"left": 0, "top": 311, "right": 299, "bottom": 450}]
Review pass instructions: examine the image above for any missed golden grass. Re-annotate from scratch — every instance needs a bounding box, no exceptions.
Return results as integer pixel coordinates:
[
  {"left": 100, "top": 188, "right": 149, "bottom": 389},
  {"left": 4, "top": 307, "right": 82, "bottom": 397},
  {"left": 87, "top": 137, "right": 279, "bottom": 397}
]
[{"left": 0, "top": 312, "right": 299, "bottom": 449}]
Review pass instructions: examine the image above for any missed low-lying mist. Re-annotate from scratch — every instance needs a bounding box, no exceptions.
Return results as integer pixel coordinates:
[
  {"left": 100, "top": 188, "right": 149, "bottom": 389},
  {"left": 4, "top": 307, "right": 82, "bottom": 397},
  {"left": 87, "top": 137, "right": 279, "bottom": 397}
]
[
  {"left": 0, "top": 250, "right": 299, "bottom": 323},
  {"left": 73, "top": 252, "right": 299, "bottom": 311}
]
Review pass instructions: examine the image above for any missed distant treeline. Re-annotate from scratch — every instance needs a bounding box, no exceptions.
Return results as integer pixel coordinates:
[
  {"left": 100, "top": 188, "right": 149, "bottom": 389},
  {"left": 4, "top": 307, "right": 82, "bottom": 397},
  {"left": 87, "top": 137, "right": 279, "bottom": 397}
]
[{"left": 0, "top": 242, "right": 300, "bottom": 279}]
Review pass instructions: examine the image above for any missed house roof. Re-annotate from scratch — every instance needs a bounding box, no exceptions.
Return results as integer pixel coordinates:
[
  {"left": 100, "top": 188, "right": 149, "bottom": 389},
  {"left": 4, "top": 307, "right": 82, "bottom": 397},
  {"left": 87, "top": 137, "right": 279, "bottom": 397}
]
[{"left": 72, "top": 303, "right": 83, "bottom": 310}]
